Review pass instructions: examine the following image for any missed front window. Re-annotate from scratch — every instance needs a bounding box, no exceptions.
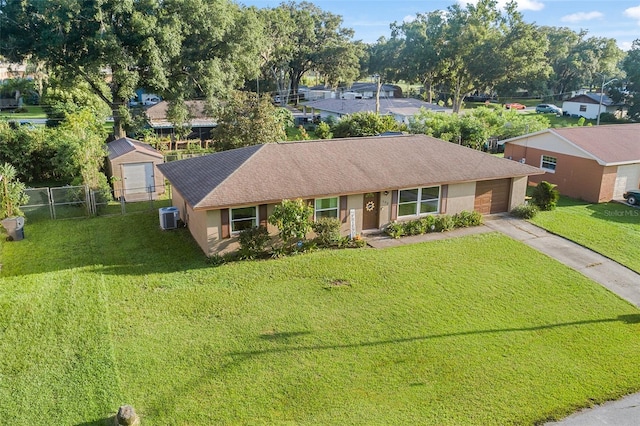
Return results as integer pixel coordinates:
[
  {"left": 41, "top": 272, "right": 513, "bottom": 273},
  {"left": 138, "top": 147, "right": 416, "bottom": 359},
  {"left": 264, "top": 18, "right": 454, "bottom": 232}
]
[
  {"left": 315, "top": 197, "right": 338, "bottom": 219},
  {"left": 579, "top": 105, "right": 587, "bottom": 112},
  {"left": 231, "top": 206, "right": 257, "bottom": 232},
  {"left": 398, "top": 187, "right": 440, "bottom": 217},
  {"left": 541, "top": 155, "right": 557, "bottom": 172}
]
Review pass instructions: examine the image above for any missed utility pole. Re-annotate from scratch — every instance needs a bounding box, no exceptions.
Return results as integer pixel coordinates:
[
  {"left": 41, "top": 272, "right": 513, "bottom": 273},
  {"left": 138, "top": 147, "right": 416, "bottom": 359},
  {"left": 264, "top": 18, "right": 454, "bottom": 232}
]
[
  {"left": 374, "top": 74, "right": 381, "bottom": 115},
  {"left": 596, "top": 75, "right": 618, "bottom": 126}
]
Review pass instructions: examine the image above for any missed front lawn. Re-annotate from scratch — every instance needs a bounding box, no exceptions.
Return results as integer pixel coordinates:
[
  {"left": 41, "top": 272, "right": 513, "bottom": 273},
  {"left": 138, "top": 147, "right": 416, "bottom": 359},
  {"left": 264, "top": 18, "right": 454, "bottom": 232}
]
[
  {"left": 530, "top": 197, "right": 640, "bottom": 273},
  {"left": 2, "top": 213, "right": 640, "bottom": 425}
]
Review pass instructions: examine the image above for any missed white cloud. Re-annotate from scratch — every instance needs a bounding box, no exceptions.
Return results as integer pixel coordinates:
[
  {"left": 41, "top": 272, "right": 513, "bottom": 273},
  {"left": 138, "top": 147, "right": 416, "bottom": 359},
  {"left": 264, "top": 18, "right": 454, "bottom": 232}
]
[
  {"left": 624, "top": 5, "right": 640, "bottom": 24},
  {"left": 403, "top": 14, "right": 416, "bottom": 23},
  {"left": 560, "top": 11, "right": 604, "bottom": 24},
  {"left": 618, "top": 41, "right": 633, "bottom": 52},
  {"left": 458, "top": 0, "right": 544, "bottom": 12}
]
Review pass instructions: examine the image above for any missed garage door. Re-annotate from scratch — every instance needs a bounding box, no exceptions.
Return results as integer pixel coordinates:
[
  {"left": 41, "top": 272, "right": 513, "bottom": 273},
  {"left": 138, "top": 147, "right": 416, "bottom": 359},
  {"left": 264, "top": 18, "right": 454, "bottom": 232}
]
[
  {"left": 123, "top": 162, "right": 154, "bottom": 195},
  {"left": 613, "top": 164, "right": 640, "bottom": 199},
  {"left": 474, "top": 179, "right": 511, "bottom": 214}
]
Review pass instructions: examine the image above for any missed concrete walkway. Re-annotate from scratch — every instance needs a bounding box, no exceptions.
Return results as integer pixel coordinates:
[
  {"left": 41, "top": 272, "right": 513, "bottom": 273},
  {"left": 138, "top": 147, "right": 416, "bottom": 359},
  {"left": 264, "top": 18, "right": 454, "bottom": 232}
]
[{"left": 366, "top": 215, "right": 640, "bottom": 424}]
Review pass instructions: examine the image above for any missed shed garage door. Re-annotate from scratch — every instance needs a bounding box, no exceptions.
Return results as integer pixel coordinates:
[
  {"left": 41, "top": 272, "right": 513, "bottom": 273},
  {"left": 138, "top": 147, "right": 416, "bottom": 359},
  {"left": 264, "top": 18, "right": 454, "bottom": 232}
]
[
  {"left": 474, "top": 179, "right": 511, "bottom": 214},
  {"left": 123, "top": 162, "right": 154, "bottom": 196},
  {"left": 613, "top": 164, "right": 640, "bottom": 199}
]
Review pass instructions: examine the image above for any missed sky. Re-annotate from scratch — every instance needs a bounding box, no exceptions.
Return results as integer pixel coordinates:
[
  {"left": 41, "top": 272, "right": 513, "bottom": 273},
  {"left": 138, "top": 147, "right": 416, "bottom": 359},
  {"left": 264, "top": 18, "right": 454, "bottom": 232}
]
[{"left": 239, "top": 0, "right": 640, "bottom": 51}]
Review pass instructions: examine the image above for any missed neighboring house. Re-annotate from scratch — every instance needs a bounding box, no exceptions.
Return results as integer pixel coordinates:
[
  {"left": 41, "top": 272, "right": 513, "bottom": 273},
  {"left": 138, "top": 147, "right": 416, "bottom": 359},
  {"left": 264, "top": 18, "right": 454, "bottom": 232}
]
[
  {"left": 145, "top": 100, "right": 217, "bottom": 140},
  {"left": 562, "top": 93, "right": 627, "bottom": 119},
  {"left": 157, "top": 134, "right": 543, "bottom": 256},
  {"left": 106, "top": 137, "right": 165, "bottom": 201},
  {"left": 301, "top": 98, "right": 449, "bottom": 124},
  {"left": 503, "top": 123, "right": 640, "bottom": 202}
]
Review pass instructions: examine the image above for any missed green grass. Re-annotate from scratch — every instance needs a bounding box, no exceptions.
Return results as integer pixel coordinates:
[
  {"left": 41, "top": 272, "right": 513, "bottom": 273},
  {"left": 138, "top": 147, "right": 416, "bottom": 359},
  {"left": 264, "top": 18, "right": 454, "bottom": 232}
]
[
  {"left": 2, "top": 213, "right": 640, "bottom": 424},
  {"left": 529, "top": 196, "right": 640, "bottom": 273},
  {"left": 0, "top": 105, "right": 46, "bottom": 119}
]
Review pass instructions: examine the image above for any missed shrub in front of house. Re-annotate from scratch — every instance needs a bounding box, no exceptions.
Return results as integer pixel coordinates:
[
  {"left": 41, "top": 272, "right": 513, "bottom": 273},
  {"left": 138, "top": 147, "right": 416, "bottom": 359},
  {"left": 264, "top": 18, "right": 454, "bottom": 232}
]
[
  {"left": 531, "top": 181, "right": 560, "bottom": 211},
  {"left": 452, "top": 210, "right": 483, "bottom": 228},
  {"left": 384, "top": 211, "right": 481, "bottom": 239},
  {"left": 237, "top": 225, "right": 270, "bottom": 260},
  {"left": 510, "top": 204, "right": 538, "bottom": 219},
  {"left": 312, "top": 217, "right": 342, "bottom": 247}
]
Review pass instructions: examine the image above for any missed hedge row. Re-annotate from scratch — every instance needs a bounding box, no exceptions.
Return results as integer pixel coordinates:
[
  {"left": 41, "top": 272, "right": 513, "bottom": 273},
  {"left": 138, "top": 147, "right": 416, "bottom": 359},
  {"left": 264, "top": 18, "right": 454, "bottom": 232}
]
[{"left": 385, "top": 211, "right": 483, "bottom": 239}]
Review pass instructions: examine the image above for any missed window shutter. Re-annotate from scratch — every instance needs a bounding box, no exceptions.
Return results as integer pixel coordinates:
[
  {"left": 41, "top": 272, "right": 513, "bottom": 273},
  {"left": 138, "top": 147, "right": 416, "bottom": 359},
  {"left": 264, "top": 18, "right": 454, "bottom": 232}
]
[
  {"left": 391, "top": 190, "right": 399, "bottom": 221},
  {"left": 440, "top": 185, "right": 448, "bottom": 214},
  {"left": 221, "top": 208, "right": 230, "bottom": 239},
  {"left": 340, "top": 196, "right": 348, "bottom": 222},
  {"left": 259, "top": 204, "right": 268, "bottom": 227}
]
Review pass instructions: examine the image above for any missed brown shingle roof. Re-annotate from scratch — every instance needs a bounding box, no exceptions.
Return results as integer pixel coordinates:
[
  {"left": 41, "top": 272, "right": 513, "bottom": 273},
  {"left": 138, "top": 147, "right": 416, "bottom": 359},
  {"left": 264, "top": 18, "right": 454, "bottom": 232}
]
[
  {"left": 551, "top": 124, "right": 640, "bottom": 165},
  {"left": 158, "top": 134, "right": 543, "bottom": 210},
  {"left": 107, "top": 137, "right": 163, "bottom": 160}
]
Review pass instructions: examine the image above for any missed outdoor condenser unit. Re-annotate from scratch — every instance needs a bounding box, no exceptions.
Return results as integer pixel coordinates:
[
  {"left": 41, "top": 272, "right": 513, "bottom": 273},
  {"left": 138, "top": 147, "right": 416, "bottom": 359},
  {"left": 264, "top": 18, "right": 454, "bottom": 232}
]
[{"left": 159, "top": 206, "right": 179, "bottom": 230}]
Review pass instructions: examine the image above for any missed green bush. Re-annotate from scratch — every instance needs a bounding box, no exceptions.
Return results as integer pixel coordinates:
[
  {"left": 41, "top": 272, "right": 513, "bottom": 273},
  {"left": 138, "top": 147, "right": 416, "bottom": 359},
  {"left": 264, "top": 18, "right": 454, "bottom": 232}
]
[
  {"left": 531, "top": 181, "right": 560, "bottom": 211},
  {"left": 434, "top": 215, "right": 455, "bottom": 232},
  {"left": 237, "top": 226, "right": 270, "bottom": 259},
  {"left": 312, "top": 217, "right": 342, "bottom": 247},
  {"left": 510, "top": 204, "right": 538, "bottom": 219},
  {"left": 452, "top": 210, "right": 483, "bottom": 228},
  {"left": 385, "top": 222, "right": 405, "bottom": 239}
]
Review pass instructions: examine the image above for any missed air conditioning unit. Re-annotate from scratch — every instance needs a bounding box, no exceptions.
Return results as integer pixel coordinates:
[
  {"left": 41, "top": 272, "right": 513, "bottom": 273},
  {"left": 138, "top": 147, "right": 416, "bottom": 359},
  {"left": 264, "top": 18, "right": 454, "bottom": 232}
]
[{"left": 159, "top": 207, "right": 179, "bottom": 230}]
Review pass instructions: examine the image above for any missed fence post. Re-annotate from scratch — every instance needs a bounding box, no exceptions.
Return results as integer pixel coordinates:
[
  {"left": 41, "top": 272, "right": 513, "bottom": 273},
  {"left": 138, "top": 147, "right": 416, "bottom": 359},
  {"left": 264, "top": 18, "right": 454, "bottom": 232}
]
[{"left": 47, "top": 187, "right": 55, "bottom": 219}]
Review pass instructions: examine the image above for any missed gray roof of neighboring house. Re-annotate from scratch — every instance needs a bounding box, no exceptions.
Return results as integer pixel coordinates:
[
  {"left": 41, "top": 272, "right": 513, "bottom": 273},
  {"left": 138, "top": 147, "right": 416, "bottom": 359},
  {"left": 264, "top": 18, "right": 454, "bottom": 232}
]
[
  {"left": 107, "top": 137, "right": 163, "bottom": 160},
  {"left": 145, "top": 100, "right": 217, "bottom": 129},
  {"left": 303, "top": 98, "right": 448, "bottom": 117},
  {"left": 564, "top": 93, "right": 623, "bottom": 107},
  {"left": 307, "top": 82, "right": 398, "bottom": 93},
  {"left": 157, "top": 134, "right": 543, "bottom": 210}
]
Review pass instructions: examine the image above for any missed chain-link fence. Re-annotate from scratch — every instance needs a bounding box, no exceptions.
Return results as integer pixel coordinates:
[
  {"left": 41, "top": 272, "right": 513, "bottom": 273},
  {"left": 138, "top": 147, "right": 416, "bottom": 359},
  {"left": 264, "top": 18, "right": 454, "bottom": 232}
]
[{"left": 22, "top": 184, "right": 171, "bottom": 222}]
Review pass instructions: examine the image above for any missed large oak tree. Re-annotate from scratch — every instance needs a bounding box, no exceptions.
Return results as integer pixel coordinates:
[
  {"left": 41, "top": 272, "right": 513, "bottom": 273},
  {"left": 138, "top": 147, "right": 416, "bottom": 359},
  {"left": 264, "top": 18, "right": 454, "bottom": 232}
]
[{"left": 0, "top": 0, "right": 261, "bottom": 137}]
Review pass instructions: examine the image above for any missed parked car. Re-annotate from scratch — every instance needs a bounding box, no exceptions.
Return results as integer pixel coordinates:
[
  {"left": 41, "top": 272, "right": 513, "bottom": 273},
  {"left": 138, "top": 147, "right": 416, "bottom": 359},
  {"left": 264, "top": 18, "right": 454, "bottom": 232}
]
[
  {"left": 535, "top": 104, "right": 562, "bottom": 114},
  {"left": 505, "top": 102, "right": 526, "bottom": 110},
  {"left": 623, "top": 189, "right": 640, "bottom": 206}
]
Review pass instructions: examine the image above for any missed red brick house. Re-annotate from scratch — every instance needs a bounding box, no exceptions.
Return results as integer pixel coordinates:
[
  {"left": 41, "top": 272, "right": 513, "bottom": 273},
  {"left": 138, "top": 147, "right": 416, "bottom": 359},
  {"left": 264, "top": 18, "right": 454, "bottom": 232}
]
[{"left": 503, "top": 124, "right": 640, "bottom": 203}]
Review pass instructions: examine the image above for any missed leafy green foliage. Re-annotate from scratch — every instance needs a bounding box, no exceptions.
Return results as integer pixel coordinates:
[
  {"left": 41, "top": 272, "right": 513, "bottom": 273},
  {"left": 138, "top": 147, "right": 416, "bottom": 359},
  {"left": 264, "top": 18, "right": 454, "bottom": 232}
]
[
  {"left": 268, "top": 199, "right": 314, "bottom": 247},
  {"left": 410, "top": 107, "right": 549, "bottom": 149},
  {"left": 0, "top": 121, "right": 57, "bottom": 182},
  {"left": 0, "top": 0, "right": 261, "bottom": 137},
  {"left": 511, "top": 204, "right": 539, "bottom": 219},
  {"left": 0, "top": 163, "right": 29, "bottom": 219},
  {"left": 213, "top": 91, "right": 287, "bottom": 150},
  {"left": 312, "top": 217, "right": 342, "bottom": 247},
  {"left": 332, "top": 112, "right": 401, "bottom": 138},
  {"left": 315, "top": 121, "right": 333, "bottom": 139},
  {"left": 50, "top": 110, "right": 110, "bottom": 197},
  {"left": 532, "top": 181, "right": 560, "bottom": 211},
  {"left": 385, "top": 211, "right": 480, "bottom": 238},
  {"left": 452, "top": 210, "right": 483, "bottom": 228},
  {"left": 237, "top": 226, "right": 270, "bottom": 260}
]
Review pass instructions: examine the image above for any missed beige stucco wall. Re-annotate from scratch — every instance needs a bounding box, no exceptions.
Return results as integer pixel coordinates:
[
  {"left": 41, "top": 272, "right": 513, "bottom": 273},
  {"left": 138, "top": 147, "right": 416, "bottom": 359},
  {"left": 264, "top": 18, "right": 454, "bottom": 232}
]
[
  {"left": 109, "top": 151, "right": 165, "bottom": 199},
  {"left": 505, "top": 133, "right": 592, "bottom": 160},
  {"left": 378, "top": 191, "right": 393, "bottom": 228},
  {"left": 445, "top": 182, "right": 476, "bottom": 214},
  {"left": 170, "top": 187, "right": 210, "bottom": 255},
  {"left": 509, "top": 176, "right": 529, "bottom": 210}
]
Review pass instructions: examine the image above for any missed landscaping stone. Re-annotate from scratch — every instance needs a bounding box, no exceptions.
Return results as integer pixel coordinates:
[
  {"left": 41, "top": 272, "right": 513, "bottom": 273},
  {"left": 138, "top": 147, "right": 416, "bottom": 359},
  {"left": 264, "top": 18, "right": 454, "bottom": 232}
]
[{"left": 115, "top": 405, "right": 139, "bottom": 426}]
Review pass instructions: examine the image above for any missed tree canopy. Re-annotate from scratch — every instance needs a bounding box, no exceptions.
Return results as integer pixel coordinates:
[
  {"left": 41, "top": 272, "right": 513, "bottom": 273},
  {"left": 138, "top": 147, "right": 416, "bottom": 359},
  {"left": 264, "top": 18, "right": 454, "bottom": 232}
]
[{"left": 0, "top": 0, "right": 262, "bottom": 137}]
